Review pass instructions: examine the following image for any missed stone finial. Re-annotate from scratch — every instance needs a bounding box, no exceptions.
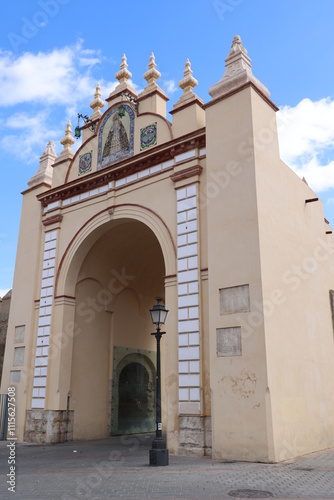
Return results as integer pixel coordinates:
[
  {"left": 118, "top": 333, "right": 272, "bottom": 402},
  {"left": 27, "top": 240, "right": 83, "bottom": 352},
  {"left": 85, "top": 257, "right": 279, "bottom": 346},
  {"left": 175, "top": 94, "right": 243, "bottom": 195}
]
[
  {"left": 209, "top": 35, "right": 270, "bottom": 100},
  {"left": 90, "top": 83, "right": 105, "bottom": 118},
  {"left": 143, "top": 52, "right": 161, "bottom": 87},
  {"left": 59, "top": 120, "right": 75, "bottom": 158},
  {"left": 27, "top": 140, "right": 57, "bottom": 188},
  {"left": 115, "top": 54, "right": 132, "bottom": 85},
  {"left": 227, "top": 35, "right": 250, "bottom": 63},
  {"left": 42, "top": 140, "right": 57, "bottom": 158},
  {"left": 178, "top": 58, "right": 198, "bottom": 95},
  {"left": 172, "top": 58, "right": 203, "bottom": 110}
]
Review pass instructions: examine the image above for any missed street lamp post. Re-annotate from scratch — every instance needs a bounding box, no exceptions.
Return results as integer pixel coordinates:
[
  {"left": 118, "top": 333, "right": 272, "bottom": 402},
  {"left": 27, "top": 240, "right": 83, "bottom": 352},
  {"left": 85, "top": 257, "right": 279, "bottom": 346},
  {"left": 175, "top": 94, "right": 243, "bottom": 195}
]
[{"left": 149, "top": 298, "right": 169, "bottom": 466}]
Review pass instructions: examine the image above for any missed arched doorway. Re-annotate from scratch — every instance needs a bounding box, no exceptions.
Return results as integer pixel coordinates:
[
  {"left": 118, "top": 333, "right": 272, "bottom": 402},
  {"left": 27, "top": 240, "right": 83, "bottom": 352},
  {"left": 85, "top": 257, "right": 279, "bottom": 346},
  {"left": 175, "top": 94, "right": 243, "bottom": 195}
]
[{"left": 118, "top": 362, "right": 152, "bottom": 433}]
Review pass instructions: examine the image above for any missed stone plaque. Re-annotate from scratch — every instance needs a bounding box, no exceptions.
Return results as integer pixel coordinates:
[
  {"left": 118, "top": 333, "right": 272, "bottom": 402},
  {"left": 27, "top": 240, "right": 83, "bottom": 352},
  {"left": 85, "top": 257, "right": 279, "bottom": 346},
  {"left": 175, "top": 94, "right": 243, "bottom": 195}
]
[
  {"left": 13, "top": 346, "right": 25, "bottom": 367},
  {"left": 217, "top": 327, "right": 242, "bottom": 357},
  {"left": 220, "top": 284, "right": 250, "bottom": 315},
  {"left": 15, "top": 325, "right": 25, "bottom": 343},
  {"left": 10, "top": 370, "right": 21, "bottom": 383}
]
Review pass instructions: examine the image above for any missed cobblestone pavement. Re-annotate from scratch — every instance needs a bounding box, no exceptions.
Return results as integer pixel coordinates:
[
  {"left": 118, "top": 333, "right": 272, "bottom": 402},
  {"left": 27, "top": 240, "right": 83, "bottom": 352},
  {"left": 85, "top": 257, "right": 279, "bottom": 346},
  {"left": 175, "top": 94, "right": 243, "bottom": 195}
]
[{"left": 1, "top": 434, "right": 333, "bottom": 500}]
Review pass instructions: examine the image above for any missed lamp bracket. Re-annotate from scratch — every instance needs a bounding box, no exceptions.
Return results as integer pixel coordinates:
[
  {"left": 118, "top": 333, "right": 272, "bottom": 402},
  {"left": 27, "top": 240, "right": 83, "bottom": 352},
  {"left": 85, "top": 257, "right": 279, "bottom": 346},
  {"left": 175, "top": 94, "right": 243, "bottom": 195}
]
[
  {"left": 75, "top": 113, "right": 96, "bottom": 139},
  {"left": 121, "top": 92, "right": 139, "bottom": 113}
]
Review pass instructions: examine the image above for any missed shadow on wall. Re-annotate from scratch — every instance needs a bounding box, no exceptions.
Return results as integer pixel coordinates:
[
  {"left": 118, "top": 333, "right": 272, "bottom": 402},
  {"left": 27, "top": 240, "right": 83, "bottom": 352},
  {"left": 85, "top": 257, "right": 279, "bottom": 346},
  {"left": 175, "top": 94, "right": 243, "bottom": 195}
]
[{"left": 0, "top": 290, "right": 11, "bottom": 385}]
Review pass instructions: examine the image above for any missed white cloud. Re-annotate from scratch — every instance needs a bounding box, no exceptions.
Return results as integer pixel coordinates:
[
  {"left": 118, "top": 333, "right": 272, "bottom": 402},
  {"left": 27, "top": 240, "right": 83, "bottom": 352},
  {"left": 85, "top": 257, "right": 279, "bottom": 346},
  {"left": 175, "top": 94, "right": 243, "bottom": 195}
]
[
  {"left": 1, "top": 110, "right": 63, "bottom": 163},
  {"left": 0, "top": 41, "right": 109, "bottom": 107},
  {"left": 163, "top": 79, "right": 178, "bottom": 94},
  {"left": 78, "top": 57, "right": 101, "bottom": 67},
  {"left": 277, "top": 97, "right": 334, "bottom": 192},
  {"left": 0, "top": 289, "right": 10, "bottom": 298},
  {"left": 0, "top": 42, "right": 125, "bottom": 163}
]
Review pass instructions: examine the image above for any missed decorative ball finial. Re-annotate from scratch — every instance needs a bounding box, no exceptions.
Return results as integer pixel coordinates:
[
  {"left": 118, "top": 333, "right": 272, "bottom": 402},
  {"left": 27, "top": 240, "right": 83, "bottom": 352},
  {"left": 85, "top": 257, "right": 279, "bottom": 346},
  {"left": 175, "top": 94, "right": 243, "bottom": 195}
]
[
  {"left": 115, "top": 54, "right": 132, "bottom": 85},
  {"left": 178, "top": 58, "right": 198, "bottom": 94},
  {"left": 90, "top": 82, "right": 105, "bottom": 117},
  {"left": 95, "top": 83, "right": 101, "bottom": 99},
  {"left": 60, "top": 120, "right": 75, "bottom": 155},
  {"left": 143, "top": 52, "right": 161, "bottom": 87}
]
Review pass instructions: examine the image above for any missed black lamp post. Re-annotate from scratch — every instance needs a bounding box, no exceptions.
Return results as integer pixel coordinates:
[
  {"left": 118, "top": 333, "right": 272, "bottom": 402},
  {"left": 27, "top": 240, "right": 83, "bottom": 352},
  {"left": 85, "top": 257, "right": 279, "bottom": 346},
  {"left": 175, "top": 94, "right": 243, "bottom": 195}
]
[{"left": 149, "top": 298, "right": 169, "bottom": 466}]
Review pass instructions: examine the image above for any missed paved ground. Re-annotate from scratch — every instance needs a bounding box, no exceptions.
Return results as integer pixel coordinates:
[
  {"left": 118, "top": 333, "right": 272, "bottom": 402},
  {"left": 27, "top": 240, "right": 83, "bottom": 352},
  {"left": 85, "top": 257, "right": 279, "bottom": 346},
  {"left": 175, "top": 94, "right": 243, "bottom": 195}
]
[{"left": 1, "top": 434, "right": 334, "bottom": 499}]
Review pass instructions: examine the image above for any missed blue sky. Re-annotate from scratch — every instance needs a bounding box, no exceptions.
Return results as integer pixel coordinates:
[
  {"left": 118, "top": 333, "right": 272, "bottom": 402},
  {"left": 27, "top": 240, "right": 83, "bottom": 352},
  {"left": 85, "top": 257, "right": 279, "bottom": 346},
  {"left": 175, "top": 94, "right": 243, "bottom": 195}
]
[{"left": 1, "top": 0, "right": 334, "bottom": 295}]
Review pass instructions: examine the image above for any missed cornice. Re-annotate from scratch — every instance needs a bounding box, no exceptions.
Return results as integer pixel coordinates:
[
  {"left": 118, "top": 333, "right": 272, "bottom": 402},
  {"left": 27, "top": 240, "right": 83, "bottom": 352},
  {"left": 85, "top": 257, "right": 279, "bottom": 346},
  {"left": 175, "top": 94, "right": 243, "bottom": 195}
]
[
  {"left": 21, "top": 182, "right": 51, "bottom": 196},
  {"left": 170, "top": 165, "right": 203, "bottom": 183},
  {"left": 42, "top": 214, "right": 63, "bottom": 227},
  {"left": 137, "top": 87, "right": 169, "bottom": 103},
  {"left": 37, "top": 129, "right": 206, "bottom": 207},
  {"left": 169, "top": 96, "right": 205, "bottom": 115},
  {"left": 204, "top": 81, "right": 279, "bottom": 112},
  {"left": 106, "top": 87, "right": 137, "bottom": 103}
]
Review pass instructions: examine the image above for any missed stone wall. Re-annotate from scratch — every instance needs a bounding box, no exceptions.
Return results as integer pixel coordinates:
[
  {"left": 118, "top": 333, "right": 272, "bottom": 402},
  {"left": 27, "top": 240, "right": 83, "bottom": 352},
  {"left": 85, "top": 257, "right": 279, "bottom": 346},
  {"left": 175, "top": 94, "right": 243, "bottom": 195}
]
[
  {"left": 179, "top": 416, "right": 212, "bottom": 456},
  {"left": 24, "top": 409, "right": 74, "bottom": 444},
  {"left": 0, "top": 290, "right": 11, "bottom": 385}
]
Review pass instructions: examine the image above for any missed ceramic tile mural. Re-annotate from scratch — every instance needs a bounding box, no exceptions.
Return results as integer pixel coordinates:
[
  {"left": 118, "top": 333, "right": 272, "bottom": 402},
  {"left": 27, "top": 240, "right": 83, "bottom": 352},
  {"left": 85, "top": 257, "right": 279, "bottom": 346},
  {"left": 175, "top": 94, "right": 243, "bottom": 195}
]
[
  {"left": 78, "top": 151, "right": 93, "bottom": 176},
  {"left": 140, "top": 123, "right": 157, "bottom": 150},
  {"left": 97, "top": 104, "right": 134, "bottom": 169}
]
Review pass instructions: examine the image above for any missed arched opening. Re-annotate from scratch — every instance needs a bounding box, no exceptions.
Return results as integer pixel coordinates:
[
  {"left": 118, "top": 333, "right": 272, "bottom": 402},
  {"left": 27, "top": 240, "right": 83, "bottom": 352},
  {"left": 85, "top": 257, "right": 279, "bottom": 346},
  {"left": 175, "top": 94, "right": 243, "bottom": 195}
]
[{"left": 68, "top": 218, "right": 166, "bottom": 440}]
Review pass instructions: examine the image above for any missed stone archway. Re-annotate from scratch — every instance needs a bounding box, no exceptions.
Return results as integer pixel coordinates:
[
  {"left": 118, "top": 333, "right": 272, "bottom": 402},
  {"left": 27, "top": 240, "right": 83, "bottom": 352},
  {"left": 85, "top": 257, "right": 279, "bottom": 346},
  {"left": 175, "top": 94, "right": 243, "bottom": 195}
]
[
  {"left": 67, "top": 218, "right": 166, "bottom": 440},
  {"left": 56, "top": 204, "right": 176, "bottom": 299}
]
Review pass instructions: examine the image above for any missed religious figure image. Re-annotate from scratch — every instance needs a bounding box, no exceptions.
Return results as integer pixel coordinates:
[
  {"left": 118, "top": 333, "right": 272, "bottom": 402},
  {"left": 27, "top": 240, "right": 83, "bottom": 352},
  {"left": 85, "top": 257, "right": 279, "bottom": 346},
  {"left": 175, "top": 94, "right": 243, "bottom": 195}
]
[{"left": 102, "top": 112, "right": 130, "bottom": 162}]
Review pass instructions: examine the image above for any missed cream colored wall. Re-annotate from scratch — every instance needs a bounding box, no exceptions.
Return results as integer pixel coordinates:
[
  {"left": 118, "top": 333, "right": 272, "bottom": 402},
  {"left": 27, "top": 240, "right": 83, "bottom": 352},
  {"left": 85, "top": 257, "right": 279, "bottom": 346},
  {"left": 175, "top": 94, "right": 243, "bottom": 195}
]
[
  {"left": 0, "top": 186, "right": 47, "bottom": 440},
  {"left": 205, "top": 87, "right": 271, "bottom": 462},
  {"left": 134, "top": 113, "right": 172, "bottom": 155},
  {"left": 171, "top": 103, "right": 205, "bottom": 139},
  {"left": 137, "top": 93, "right": 167, "bottom": 117},
  {"left": 251, "top": 88, "right": 334, "bottom": 461}
]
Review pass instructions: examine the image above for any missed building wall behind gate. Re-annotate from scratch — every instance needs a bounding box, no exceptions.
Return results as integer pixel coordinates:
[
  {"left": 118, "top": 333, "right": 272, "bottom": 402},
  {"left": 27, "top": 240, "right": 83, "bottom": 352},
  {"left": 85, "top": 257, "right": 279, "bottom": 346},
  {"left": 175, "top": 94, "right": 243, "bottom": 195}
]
[{"left": 70, "top": 278, "right": 111, "bottom": 440}]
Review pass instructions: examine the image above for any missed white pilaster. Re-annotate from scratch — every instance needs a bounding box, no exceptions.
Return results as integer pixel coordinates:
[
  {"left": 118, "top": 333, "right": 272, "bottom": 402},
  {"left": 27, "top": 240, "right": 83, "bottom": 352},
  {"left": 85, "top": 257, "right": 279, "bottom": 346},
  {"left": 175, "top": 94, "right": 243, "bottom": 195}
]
[
  {"left": 176, "top": 184, "right": 201, "bottom": 414},
  {"left": 31, "top": 229, "right": 58, "bottom": 409}
]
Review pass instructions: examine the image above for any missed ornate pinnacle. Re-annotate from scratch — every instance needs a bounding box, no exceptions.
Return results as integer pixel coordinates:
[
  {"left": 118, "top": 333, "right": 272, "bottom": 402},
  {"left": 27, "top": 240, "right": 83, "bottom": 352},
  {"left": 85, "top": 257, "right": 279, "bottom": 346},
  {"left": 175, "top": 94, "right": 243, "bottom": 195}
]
[
  {"left": 60, "top": 120, "right": 75, "bottom": 154},
  {"left": 115, "top": 54, "right": 132, "bottom": 85},
  {"left": 90, "top": 83, "right": 105, "bottom": 117},
  {"left": 27, "top": 140, "right": 57, "bottom": 188},
  {"left": 42, "top": 140, "right": 57, "bottom": 157},
  {"left": 208, "top": 34, "right": 270, "bottom": 100},
  {"left": 178, "top": 59, "right": 198, "bottom": 94},
  {"left": 225, "top": 34, "right": 251, "bottom": 69},
  {"left": 143, "top": 52, "right": 161, "bottom": 87}
]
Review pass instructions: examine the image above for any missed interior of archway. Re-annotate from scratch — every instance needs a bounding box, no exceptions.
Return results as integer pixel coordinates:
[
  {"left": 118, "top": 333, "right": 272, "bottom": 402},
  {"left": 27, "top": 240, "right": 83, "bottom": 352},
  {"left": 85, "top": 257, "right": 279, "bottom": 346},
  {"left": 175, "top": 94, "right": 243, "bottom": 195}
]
[{"left": 69, "top": 219, "right": 165, "bottom": 440}]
